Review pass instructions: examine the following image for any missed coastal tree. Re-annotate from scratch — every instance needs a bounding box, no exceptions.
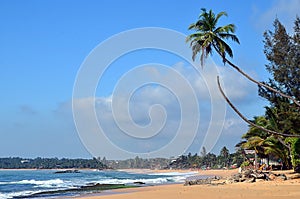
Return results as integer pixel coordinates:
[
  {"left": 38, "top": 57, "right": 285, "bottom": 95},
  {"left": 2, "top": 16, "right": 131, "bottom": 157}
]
[
  {"left": 261, "top": 17, "right": 300, "bottom": 136},
  {"left": 239, "top": 115, "right": 290, "bottom": 169},
  {"left": 218, "top": 146, "right": 230, "bottom": 167},
  {"left": 187, "top": 8, "right": 300, "bottom": 107},
  {"left": 259, "top": 17, "right": 300, "bottom": 171},
  {"left": 200, "top": 146, "right": 207, "bottom": 157},
  {"left": 187, "top": 9, "right": 300, "bottom": 143}
]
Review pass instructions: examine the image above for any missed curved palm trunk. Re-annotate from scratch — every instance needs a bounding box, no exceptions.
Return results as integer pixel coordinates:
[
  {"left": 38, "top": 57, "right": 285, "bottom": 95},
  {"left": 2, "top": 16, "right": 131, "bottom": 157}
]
[
  {"left": 217, "top": 76, "right": 300, "bottom": 138},
  {"left": 214, "top": 48, "right": 300, "bottom": 107}
]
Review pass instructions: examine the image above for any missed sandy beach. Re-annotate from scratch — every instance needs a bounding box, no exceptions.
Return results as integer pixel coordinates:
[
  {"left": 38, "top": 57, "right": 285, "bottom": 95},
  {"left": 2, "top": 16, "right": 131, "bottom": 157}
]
[{"left": 77, "top": 169, "right": 300, "bottom": 199}]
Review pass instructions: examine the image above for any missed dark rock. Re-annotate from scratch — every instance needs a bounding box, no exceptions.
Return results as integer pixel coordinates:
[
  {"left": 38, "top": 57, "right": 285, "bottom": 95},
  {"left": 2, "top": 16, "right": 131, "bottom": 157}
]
[
  {"left": 55, "top": 169, "right": 80, "bottom": 174},
  {"left": 184, "top": 176, "right": 220, "bottom": 186},
  {"left": 232, "top": 173, "right": 242, "bottom": 181},
  {"left": 242, "top": 169, "right": 253, "bottom": 178},
  {"left": 277, "top": 174, "right": 287, "bottom": 180},
  {"left": 133, "top": 181, "right": 145, "bottom": 185}
]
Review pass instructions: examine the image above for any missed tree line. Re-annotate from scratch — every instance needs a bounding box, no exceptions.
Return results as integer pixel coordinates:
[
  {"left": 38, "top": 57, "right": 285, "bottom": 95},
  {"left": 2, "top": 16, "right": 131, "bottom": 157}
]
[
  {"left": 101, "top": 146, "right": 243, "bottom": 170},
  {"left": 0, "top": 157, "right": 107, "bottom": 169},
  {"left": 0, "top": 146, "right": 241, "bottom": 170},
  {"left": 168, "top": 147, "right": 243, "bottom": 169},
  {"left": 104, "top": 157, "right": 171, "bottom": 169}
]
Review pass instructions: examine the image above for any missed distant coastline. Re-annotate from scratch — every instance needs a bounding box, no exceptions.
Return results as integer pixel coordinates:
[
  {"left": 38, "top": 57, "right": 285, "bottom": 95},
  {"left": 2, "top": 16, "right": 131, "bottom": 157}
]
[{"left": 0, "top": 157, "right": 107, "bottom": 170}]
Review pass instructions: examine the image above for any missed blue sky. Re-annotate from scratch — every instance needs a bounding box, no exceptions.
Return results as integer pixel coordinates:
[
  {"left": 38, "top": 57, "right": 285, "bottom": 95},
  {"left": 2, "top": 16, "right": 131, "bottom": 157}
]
[{"left": 0, "top": 0, "right": 299, "bottom": 159}]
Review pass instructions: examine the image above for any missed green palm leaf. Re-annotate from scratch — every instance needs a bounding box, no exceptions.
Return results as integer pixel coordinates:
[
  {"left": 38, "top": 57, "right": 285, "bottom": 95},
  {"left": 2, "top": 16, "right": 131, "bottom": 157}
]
[{"left": 187, "top": 8, "right": 239, "bottom": 66}]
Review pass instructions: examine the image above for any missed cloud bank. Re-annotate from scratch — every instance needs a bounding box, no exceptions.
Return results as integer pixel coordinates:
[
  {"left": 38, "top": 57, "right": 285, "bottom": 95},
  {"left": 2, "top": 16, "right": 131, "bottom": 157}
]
[{"left": 71, "top": 61, "right": 256, "bottom": 159}]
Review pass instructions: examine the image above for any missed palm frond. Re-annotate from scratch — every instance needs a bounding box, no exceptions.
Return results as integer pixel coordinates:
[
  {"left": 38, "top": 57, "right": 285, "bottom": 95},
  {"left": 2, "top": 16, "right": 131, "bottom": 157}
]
[
  {"left": 188, "top": 23, "right": 197, "bottom": 30},
  {"left": 217, "top": 24, "right": 236, "bottom": 33},
  {"left": 215, "top": 11, "right": 228, "bottom": 23},
  {"left": 219, "top": 33, "right": 240, "bottom": 44},
  {"left": 187, "top": 8, "right": 239, "bottom": 67},
  {"left": 186, "top": 32, "right": 206, "bottom": 42},
  {"left": 213, "top": 36, "right": 233, "bottom": 63}
]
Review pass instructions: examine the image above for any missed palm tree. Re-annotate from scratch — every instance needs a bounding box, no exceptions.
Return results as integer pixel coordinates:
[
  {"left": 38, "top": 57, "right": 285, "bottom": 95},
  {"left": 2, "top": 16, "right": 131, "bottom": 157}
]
[
  {"left": 186, "top": 8, "right": 239, "bottom": 66},
  {"left": 263, "top": 136, "right": 290, "bottom": 169},
  {"left": 242, "top": 136, "right": 289, "bottom": 169},
  {"left": 240, "top": 114, "right": 292, "bottom": 169},
  {"left": 187, "top": 8, "right": 300, "bottom": 106},
  {"left": 187, "top": 8, "right": 300, "bottom": 138},
  {"left": 241, "top": 136, "right": 265, "bottom": 154}
]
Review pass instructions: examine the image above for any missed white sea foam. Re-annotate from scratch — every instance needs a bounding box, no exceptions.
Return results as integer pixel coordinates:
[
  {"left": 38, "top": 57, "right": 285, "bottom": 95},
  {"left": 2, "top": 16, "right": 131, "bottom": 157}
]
[
  {"left": 97, "top": 177, "right": 168, "bottom": 184},
  {"left": 0, "top": 178, "right": 69, "bottom": 188},
  {"left": 17, "top": 178, "right": 64, "bottom": 185},
  {"left": 0, "top": 190, "right": 41, "bottom": 199},
  {"left": 96, "top": 174, "right": 192, "bottom": 184}
]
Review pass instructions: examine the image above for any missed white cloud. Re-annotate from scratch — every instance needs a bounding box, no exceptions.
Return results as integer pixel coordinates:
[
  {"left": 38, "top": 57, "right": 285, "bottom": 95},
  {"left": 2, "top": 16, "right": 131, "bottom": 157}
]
[
  {"left": 253, "top": 0, "right": 300, "bottom": 32},
  {"left": 69, "top": 61, "right": 257, "bottom": 159}
]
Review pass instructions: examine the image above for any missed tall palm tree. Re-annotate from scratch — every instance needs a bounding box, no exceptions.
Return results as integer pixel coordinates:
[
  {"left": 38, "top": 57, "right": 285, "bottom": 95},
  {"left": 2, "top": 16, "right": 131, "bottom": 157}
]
[
  {"left": 187, "top": 8, "right": 300, "bottom": 106},
  {"left": 186, "top": 8, "right": 239, "bottom": 66}
]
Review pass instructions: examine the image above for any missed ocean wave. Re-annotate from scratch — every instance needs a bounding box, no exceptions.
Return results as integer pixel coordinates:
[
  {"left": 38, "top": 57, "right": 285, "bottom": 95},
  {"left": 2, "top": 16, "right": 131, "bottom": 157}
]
[
  {"left": 0, "top": 179, "right": 68, "bottom": 188},
  {"left": 0, "top": 190, "right": 42, "bottom": 199},
  {"left": 0, "top": 170, "right": 197, "bottom": 198}
]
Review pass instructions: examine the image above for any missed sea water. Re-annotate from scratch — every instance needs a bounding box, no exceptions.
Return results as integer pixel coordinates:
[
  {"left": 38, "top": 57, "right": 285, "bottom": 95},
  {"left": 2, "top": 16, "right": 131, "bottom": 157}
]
[{"left": 0, "top": 170, "right": 197, "bottom": 198}]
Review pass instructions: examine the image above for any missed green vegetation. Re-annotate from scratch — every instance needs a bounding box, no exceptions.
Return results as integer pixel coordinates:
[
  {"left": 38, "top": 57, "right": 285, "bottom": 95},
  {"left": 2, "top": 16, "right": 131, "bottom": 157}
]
[
  {"left": 0, "top": 147, "right": 242, "bottom": 170},
  {"left": 188, "top": 9, "right": 300, "bottom": 172},
  {"left": 0, "top": 157, "right": 107, "bottom": 169},
  {"left": 169, "top": 147, "right": 243, "bottom": 169},
  {"left": 285, "top": 138, "right": 300, "bottom": 171},
  {"left": 186, "top": 8, "right": 239, "bottom": 66},
  {"left": 101, "top": 147, "right": 243, "bottom": 170},
  {"left": 105, "top": 156, "right": 171, "bottom": 169},
  {"left": 238, "top": 17, "right": 300, "bottom": 172}
]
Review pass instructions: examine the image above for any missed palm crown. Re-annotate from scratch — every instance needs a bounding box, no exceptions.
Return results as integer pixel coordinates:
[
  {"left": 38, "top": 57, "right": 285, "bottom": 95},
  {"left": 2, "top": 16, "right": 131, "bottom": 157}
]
[{"left": 186, "top": 8, "right": 240, "bottom": 66}]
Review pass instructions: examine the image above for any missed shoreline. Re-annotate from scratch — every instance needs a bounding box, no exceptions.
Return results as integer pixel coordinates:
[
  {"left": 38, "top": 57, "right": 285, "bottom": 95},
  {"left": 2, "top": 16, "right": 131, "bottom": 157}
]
[
  {"left": 76, "top": 180, "right": 300, "bottom": 199},
  {"left": 2, "top": 168, "right": 300, "bottom": 199},
  {"left": 74, "top": 169, "right": 300, "bottom": 199}
]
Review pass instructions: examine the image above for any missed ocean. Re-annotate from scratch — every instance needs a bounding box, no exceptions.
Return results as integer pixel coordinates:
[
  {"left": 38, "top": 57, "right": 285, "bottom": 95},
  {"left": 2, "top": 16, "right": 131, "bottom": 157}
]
[{"left": 0, "top": 169, "right": 198, "bottom": 198}]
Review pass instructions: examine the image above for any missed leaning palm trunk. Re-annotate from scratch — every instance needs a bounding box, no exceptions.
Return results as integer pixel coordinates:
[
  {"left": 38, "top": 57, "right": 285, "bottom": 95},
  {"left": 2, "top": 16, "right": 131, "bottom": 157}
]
[
  {"left": 213, "top": 48, "right": 300, "bottom": 107},
  {"left": 216, "top": 76, "right": 300, "bottom": 138}
]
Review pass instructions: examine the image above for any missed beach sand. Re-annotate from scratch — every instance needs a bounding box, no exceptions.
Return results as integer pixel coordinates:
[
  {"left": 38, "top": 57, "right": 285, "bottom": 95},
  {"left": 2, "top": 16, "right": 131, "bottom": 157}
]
[{"left": 77, "top": 169, "right": 300, "bottom": 199}]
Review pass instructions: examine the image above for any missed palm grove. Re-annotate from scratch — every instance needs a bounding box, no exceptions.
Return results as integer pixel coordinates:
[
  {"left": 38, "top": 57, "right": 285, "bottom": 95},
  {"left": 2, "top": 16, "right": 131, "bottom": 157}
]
[{"left": 187, "top": 9, "right": 300, "bottom": 172}]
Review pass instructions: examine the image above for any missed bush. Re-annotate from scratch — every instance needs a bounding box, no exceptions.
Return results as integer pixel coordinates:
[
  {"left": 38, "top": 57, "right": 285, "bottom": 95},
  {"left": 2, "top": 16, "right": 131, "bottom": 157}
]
[
  {"left": 240, "top": 161, "right": 250, "bottom": 168},
  {"left": 286, "top": 138, "right": 300, "bottom": 172}
]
